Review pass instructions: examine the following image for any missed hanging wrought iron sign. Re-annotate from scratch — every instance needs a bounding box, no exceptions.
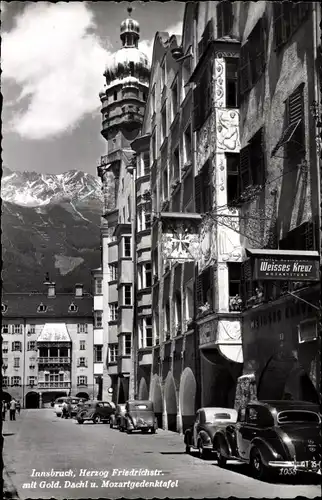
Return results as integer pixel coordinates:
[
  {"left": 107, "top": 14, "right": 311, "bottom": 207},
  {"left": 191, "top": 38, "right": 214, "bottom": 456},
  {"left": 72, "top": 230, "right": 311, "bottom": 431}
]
[{"left": 160, "top": 213, "right": 202, "bottom": 263}]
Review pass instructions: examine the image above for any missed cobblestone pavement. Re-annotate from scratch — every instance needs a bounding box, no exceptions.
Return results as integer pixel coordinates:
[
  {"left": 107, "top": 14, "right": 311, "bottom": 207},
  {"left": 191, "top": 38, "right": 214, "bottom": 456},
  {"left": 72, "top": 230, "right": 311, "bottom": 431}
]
[{"left": 2, "top": 409, "right": 321, "bottom": 499}]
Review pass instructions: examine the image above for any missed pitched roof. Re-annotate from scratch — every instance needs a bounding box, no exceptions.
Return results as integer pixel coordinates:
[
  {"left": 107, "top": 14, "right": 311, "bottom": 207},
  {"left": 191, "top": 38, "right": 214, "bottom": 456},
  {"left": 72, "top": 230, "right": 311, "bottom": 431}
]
[
  {"left": 37, "top": 323, "right": 71, "bottom": 342},
  {"left": 2, "top": 293, "right": 93, "bottom": 319}
]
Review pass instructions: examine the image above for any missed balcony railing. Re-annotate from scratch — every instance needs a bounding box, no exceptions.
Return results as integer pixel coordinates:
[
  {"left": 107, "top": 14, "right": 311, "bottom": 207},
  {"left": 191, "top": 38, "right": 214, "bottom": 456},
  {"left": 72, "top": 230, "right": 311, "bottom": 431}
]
[
  {"left": 37, "top": 382, "right": 71, "bottom": 389},
  {"left": 37, "top": 357, "right": 71, "bottom": 364}
]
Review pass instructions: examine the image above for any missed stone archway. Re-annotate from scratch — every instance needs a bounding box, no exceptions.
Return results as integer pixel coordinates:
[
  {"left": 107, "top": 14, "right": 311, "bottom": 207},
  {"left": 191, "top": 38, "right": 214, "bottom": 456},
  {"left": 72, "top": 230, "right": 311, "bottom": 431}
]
[
  {"left": 138, "top": 378, "right": 149, "bottom": 400},
  {"left": 76, "top": 392, "right": 89, "bottom": 400},
  {"left": 25, "top": 392, "right": 40, "bottom": 409},
  {"left": 164, "top": 373, "right": 177, "bottom": 432},
  {"left": 150, "top": 374, "right": 163, "bottom": 428},
  {"left": 2, "top": 392, "right": 12, "bottom": 403},
  {"left": 179, "top": 367, "right": 197, "bottom": 432}
]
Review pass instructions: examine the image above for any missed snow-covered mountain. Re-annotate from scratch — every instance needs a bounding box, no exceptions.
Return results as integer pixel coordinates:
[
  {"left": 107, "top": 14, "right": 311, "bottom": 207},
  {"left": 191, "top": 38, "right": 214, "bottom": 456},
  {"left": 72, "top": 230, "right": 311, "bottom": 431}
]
[
  {"left": 1, "top": 166, "right": 103, "bottom": 207},
  {"left": 1, "top": 167, "right": 104, "bottom": 292}
]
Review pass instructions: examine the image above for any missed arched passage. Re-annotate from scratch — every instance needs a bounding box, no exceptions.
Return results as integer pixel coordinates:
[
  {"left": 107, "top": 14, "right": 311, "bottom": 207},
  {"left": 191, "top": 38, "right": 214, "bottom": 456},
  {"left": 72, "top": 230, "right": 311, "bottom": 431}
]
[
  {"left": 2, "top": 392, "right": 12, "bottom": 403},
  {"left": 138, "top": 378, "right": 149, "bottom": 400},
  {"left": 76, "top": 392, "right": 89, "bottom": 400},
  {"left": 179, "top": 367, "right": 197, "bottom": 432},
  {"left": 150, "top": 375, "right": 163, "bottom": 428},
  {"left": 25, "top": 392, "right": 40, "bottom": 409},
  {"left": 165, "top": 373, "right": 177, "bottom": 432}
]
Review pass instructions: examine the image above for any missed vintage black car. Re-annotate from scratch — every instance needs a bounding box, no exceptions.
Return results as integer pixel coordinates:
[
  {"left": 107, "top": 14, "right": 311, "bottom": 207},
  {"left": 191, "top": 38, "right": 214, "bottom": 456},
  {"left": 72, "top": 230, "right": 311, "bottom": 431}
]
[
  {"left": 76, "top": 400, "right": 115, "bottom": 424},
  {"left": 119, "top": 400, "right": 158, "bottom": 434},
  {"left": 110, "top": 404, "right": 126, "bottom": 429},
  {"left": 184, "top": 407, "right": 238, "bottom": 459},
  {"left": 213, "top": 400, "right": 321, "bottom": 479}
]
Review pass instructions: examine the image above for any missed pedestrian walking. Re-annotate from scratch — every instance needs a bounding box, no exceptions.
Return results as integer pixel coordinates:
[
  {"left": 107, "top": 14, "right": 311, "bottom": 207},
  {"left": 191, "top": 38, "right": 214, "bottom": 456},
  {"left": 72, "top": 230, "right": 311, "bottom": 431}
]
[
  {"left": 67, "top": 400, "right": 72, "bottom": 419},
  {"left": 62, "top": 401, "right": 68, "bottom": 419},
  {"left": 9, "top": 399, "right": 16, "bottom": 421},
  {"left": 16, "top": 400, "right": 21, "bottom": 415},
  {"left": 2, "top": 400, "right": 7, "bottom": 421}
]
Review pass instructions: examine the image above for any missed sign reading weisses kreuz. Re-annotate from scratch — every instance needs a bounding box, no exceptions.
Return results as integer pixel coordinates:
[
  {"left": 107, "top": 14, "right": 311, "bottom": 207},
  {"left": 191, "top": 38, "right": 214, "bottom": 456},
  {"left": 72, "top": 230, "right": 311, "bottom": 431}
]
[{"left": 254, "top": 258, "right": 320, "bottom": 281}]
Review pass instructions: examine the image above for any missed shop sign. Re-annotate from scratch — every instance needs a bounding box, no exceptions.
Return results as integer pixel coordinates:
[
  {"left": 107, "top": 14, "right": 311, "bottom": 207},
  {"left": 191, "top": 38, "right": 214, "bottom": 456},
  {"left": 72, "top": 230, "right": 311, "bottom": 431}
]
[{"left": 254, "top": 257, "right": 320, "bottom": 281}]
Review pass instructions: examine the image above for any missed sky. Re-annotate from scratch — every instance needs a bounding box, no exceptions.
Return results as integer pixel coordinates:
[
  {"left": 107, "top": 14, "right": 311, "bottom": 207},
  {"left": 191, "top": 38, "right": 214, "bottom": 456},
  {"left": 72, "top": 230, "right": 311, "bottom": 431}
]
[{"left": 1, "top": 1, "right": 185, "bottom": 176}]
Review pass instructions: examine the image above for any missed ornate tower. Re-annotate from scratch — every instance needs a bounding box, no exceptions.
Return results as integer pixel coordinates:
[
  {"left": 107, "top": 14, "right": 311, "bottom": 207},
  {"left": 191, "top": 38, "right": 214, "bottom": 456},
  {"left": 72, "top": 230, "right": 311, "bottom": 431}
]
[{"left": 97, "top": 7, "right": 150, "bottom": 403}]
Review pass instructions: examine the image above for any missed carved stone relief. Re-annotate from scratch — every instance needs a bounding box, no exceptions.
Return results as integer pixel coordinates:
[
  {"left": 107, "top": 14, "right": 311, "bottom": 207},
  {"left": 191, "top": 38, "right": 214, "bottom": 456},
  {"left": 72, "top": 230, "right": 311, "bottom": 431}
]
[
  {"left": 197, "top": 217, "right": 217, "bottom": 273},
  {"left": 216, "top": 110, "right": 240, "bottom": 152},
  {"left": 213, "top": 58, "right": 225, "bottom": 108},
  {"left": 199, "top": 318, "right": 218, "bottom": 345},
  {"left": 217, "top": 320, "right": 242, "bottom": 343}
]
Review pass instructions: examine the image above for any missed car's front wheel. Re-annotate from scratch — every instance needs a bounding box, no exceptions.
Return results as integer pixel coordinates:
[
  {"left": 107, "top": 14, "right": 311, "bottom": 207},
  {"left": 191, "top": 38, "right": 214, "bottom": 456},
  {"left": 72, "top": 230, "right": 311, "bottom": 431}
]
[{"left": 93, "top": 414, "right": 101, "bottom": 424}]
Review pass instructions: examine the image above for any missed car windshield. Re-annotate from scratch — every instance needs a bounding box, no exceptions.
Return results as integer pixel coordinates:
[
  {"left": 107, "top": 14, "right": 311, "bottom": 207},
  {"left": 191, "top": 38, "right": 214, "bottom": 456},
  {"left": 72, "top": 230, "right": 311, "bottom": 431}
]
[
  {"left": 55, "top": 398, "right": 65, "bottom": 404},
  {"left": 277, "top": 411, "right": 320, "bottom": 424}
]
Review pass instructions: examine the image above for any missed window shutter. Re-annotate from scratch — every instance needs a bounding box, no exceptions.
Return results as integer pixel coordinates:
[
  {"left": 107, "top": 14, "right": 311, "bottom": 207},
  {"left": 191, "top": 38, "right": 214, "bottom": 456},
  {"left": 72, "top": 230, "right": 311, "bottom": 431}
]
[
  {"left": 239, "top": 43, "right": 251, "bottom": 95},
  {"left": 195, "top": 174, "right": 202, "bottom": 213},
  {"left": 205, "top": 62, "right": 213, "bottom": 117},
  {"left": 196, "top": 273, "right": 203, "bottom": 307},
  {"left": 258, "top": 128, "right": 266, "bottom": 185},
  {"left": 12, "top": 342, "right": 14, "bottom": 350},
  {"left": 239, "top": 145, "right": 251, "bottom": 193},
  {"left": 216, "top": 3, "right": 223, "bottom": 38},
  {"left": 193, "top": 86, "right": 201, "bottom": 131},
  {"left": 288, "top": 84, "right": 304, "bottom": 125},
  {"left": 241, "top": 259, "right": 253, "bottom": 303}
]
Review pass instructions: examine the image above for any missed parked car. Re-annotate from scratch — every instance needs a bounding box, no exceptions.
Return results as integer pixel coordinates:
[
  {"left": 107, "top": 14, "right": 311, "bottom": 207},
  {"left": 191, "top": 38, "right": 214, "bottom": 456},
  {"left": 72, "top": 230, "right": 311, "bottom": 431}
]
[
  {"left": 77, "top": 400, "right": 115, "bottom": 424},
  {"left": 184, "top": 407, "right": 238, "bottom": 459},
  {"left": 213, "top": 400, "right": 321, "bottom": 480},
  {"left": 110, "top": 404, "right": 126, "bottom": 429},
  {"left": 54, "top": 397, "right": 70, "bottom": 417},
  {"left": 120, "top": 400, "right": 158, "bottom": 434}
]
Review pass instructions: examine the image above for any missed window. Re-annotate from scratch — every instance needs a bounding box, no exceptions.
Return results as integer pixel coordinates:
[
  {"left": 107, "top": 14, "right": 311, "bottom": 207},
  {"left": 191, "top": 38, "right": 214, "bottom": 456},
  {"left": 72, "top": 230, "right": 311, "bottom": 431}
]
[
  {"left": 12, "top": 341, "right": 22, "bottom": 352},
  {"left": 80, "top": 340, "right": 86, "bottom": 350},
  {"left": 27, "top": 341, "right": 36, "bottom": 351},
  {"left": 14, "top": 324, "right": 22, "bottom": 334},
  {"left": 171, "top": 79, "right": 178, "bottom": 121},
  {"left": 139, "top": 316, "right": 153, "bottom": 348},
  {"left": 29, "top": 324, "right": 35, "bottom": 334},
  {"left": 161, "top": 105, "right": 167, "bottom": 144},
  {"left": 162, "top": 167, "right": 169, "bottom": 201},
  {"left": 226, "top": 58, "right": 239, "bottom": 108},
  {"left": 228, "top": 262, "right": 241, "bottom": 299},
  {"left": 77, "top": 323, "right": 88, "bottom": 334},
  {"left": 123, "top": 236, "right": 131, "bottom": 257},
  {"left": 279, "top": 221, "right": 315, "bottom": 251},
  {"left": 123, "top": 285, "right": 132, "bottom": 306},
  {"left": 37, "top": 302, "right": 47, "bottom": 313},
  {"left": 141, "top": 151, "right": 150, "bottom": 176},
  {"left": 109, "top": 344, "right": 118, "bottom": 363},
  {"left": 3, "top": 376, "right": 9, "bottom": 387},
  {"left": 109, "top": 303, "right": 118, "bottom": 322},
  {"left": 94, "top": 311, "right": 103, "bottom": 328},
  {"left": 2, "top": 341, "right": 8, "bottom": 353},
  {"left": 271, "top": 84, "right": 305, "bottom": 158},
  {"left": 14, "top": 357, "right": 20, "bottom": 368},
  {"left": 94, "top": 345, "right": 103, "bottom": 362},
  {"left": 28, "top": 376, "right": 36, "bottom": 386},
  {"left": 154, "top": 314, "right": 159, "bottom": 345},
  {"left": 193, "top": 63, "right": 212, "bottom": 130},
  {"left": 77, "top": 376, "right": 88, "bottom": 386},
  {"left": 161, "top": 59, "right": 166, "bottom": 89},
  {"left": 172, "top": 147, "right": 180, "bottom": 181},
  {"left": 2, "top": 324, "right": 9, "bottom": 334},
  {"left": 108, "top": 263, "right": 118, "bottom": 281},
  {"left": 69, "top": 303, "right": 78, "bottom": 312},
  {"left": 123, "top": 334, "right": 132, "bottom": 355},
  {"left": 2, "top": 303, "right": 7, "bottom": 313},
  {"left": 239, "top": 19, "right": 266, "bottom": 95},
  {"left": 11, "top": 376, "right": 21, "bottom": 386},
  {"left": 3, "top": 357, "right": 8, "bottom": 368},
  {"left": 184, "top": 280, "right": 194, "bottom": 325},
  {"left": 195, "top": 160, "right": 212, "bottom": 213},
  {"left": 139, "top": 262, "right": 152, "bottom": 289},
  {"left": 174, "top": 291, "right": 182, "bottom": 329},
  {"left": 239, "top": 128, "right": 265, "bottom": 194},
  {"left": 78, "top": 357, "right": 87, "bottom": 367},
  {"left": 137, "top": 207, "right": 151, "bottom": 232},
  {"left": 164, "top": 301, "right": 170, "bottom": 339},
  {"left": 95, "top": 278, "right": 103, "bottom": 295},
  {"left": 113, "top": 91, "right": 118, "bottom": 101},
  {"left": 217, "top": 1, "right": 233, "bottom": 38},
  {"left": 196, "top": 266, "right": 213, "bottom": 308},
  {"left": 183, "top": 125, "right": 192, "bottom": 165},
  {"left": 277, "top": 410, "right": 321, "bottom": 424},
  {"left": 247, "top": 407, "right": 259, "bottom": 424},
  {"left": 226, "top": 153, "right": 239, "bottom": 205},
  {"left": 182, "top": 55, "right": 192, "bottom": 100},
  {"left": 273, "top": 3, "right": 310, "bottom": 50}
]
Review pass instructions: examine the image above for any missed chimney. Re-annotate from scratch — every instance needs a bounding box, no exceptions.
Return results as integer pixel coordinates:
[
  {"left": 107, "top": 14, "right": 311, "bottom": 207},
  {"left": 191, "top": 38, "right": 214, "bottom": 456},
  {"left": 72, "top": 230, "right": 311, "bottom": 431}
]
[
  {"left": 45, "top": 282, "right": 56, "bottom": 298},
  {"left": 75, "top": 283, "right": 83, "bottom": 298}
]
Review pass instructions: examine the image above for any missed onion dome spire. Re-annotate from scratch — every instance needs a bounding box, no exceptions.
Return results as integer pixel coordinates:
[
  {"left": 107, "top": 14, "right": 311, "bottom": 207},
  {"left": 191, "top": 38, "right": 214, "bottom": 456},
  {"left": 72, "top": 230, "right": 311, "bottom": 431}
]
[{"left": 120, "top": 6, "right": 140, "bottom": 48}]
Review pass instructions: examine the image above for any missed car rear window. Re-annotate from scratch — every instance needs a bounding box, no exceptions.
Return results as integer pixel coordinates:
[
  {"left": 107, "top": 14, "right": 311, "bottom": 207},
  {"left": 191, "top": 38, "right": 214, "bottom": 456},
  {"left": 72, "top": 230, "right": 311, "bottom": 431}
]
[
  {"left": 214, "top": 413, "right": 232, "bottom": 420},
  {"left": 277, "top": 411, "right": 320, "bottom": 424}
]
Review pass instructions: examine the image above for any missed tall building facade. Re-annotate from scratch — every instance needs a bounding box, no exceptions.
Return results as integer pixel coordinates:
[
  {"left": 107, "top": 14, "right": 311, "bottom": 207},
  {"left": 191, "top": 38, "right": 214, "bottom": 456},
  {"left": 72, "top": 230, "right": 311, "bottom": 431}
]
[
  {"left": 1, "top": 282, "right": 96, "bottom": 407},
  {"left": 97, "top": 7, "right": 150, "bottom": 403}
]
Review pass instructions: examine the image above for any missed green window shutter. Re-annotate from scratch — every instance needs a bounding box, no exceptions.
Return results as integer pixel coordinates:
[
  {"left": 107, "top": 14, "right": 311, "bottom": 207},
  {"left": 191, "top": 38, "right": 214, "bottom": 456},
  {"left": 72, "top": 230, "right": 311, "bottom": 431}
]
[
  {"left": 195, "top": 174, "right": 203, "bottom": 213},
  {"left": 239, "top": 145, "right": 251, "bottom": 193}
]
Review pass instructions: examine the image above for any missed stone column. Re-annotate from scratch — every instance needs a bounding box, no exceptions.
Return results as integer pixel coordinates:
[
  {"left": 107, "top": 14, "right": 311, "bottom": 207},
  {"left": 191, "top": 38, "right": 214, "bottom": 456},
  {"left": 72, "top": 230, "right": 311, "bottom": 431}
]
[{"left": 39, "top": 392, "right": 42, "bottom": 409}]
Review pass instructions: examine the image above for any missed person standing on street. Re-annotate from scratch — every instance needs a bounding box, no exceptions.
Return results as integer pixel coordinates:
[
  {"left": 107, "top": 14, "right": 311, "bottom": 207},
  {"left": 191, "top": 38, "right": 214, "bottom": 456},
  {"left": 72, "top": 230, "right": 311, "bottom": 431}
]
[
  {"left": 9, "top": 399, "right": 16, "bottom": 421},
  {"left": 62, "top": 400, "right": 68, "bottom": 419}
]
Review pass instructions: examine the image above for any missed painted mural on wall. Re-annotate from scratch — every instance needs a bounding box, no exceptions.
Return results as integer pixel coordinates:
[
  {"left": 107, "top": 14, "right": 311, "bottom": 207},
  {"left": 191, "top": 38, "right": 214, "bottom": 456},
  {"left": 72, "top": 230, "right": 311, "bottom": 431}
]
[
  {"left": 216, "top": 110, "right": 240, "bottom": 152},
  {"left": 234, "top": 373, "right": 258, "bottom": 411},
  {"left": 199, "top": 318, "right": 217, "bottom": 346},
  {"left": 197, "top": 217, "right": 217, "bottom": 273},
  {"left": 196, "top": 113, "right": 216, "bottom": 168}
]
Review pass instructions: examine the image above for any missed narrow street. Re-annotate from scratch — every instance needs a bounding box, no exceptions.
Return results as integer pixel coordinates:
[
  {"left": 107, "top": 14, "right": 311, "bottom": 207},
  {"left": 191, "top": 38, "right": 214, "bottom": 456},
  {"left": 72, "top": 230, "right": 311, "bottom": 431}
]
[{"left": 3, "top": 409, "right": 320, "bottom": 499}]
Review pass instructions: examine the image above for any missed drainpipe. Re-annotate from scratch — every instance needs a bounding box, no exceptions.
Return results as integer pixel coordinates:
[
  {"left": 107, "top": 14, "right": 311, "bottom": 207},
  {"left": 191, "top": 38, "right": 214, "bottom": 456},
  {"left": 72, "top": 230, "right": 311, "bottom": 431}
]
[
  {"left": 130, "top": 157, "right": 138, "bottom": 400},
  {"left": 22, "top": 318, "right": 26, "bottom": 408}
]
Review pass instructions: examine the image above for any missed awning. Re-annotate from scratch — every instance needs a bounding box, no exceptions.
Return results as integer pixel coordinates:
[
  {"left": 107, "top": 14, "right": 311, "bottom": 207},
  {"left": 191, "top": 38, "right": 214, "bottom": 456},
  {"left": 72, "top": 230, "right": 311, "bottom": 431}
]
[{"left": 37, "top": 323, "right": 71, "bottom": 342}]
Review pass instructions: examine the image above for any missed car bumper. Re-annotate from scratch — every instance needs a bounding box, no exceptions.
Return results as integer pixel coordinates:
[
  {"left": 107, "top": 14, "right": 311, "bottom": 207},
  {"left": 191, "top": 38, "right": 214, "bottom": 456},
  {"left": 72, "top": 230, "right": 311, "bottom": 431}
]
[{"left": 268, "top": 460, "right": 321, "bottom": 473}]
